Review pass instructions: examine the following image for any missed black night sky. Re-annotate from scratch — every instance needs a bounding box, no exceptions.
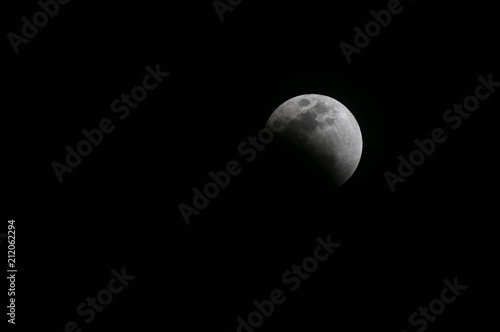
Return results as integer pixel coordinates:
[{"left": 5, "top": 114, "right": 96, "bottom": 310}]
[{"left": 4, "top": 0, "right": 498, "bottom": 331}]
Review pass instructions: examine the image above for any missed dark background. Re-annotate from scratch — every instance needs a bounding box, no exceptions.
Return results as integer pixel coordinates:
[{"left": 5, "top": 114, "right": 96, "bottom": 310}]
[{"left": 3, "top": 0, "right": 498, "bottom": 331}]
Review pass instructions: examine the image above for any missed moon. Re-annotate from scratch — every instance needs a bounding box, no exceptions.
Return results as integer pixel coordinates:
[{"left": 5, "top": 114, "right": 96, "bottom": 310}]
[{"left": 266, "top": 94, "right": 363, "bottom": 187}]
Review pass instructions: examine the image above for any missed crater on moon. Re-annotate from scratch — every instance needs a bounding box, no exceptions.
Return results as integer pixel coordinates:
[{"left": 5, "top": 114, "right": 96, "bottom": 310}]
[{"left": 299, "top": 99, "right": 310, "bottom": 107}]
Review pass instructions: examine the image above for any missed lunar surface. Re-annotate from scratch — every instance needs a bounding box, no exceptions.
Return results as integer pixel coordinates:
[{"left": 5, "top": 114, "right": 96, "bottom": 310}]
[{"left": 266, "top": 94, "right": 363, "bottom": 187}]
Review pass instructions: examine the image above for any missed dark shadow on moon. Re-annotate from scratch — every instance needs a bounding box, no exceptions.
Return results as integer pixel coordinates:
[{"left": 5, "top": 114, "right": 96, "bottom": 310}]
[{"left": 270, "top": 135, "right": 344, "bottom": 188}]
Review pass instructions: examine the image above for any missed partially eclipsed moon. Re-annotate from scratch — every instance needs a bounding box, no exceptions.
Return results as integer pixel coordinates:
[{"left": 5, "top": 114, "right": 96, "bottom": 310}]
[{"left": 266, "top": 94, "right": 363, "bottom": 187}]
